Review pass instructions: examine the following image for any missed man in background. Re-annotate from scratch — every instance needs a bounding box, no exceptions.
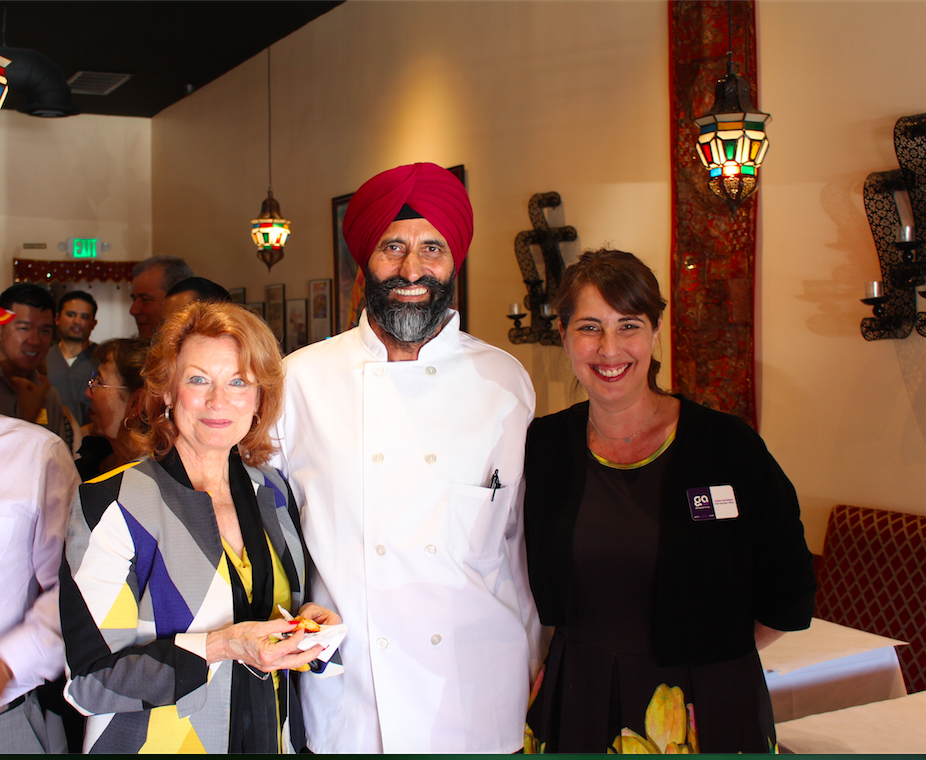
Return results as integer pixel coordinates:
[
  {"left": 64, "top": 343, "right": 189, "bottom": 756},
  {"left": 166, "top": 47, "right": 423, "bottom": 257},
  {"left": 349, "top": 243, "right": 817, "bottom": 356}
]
[
  {"left": 46, "top": 291, "right": 98, "bottom": 427},
  {"left": 0, "top": 284, "right": 70, "bottom": 443},
  {"left": 273, "top": 163, "right": 540, "bottom": 753},
  {"left": 129, "top": 255, "right": 194, "bottom": 338},
  {"left": 160, "top": 276, "right": 230, "bottom": 321},
  {"left": 0, "top": 413, "right": 80, "bottom": 752}
]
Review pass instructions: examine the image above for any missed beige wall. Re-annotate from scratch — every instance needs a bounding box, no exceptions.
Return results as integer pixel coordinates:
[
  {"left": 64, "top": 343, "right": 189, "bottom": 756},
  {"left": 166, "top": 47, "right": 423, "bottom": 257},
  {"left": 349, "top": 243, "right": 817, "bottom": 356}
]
[
  {"left": 0, "top": 111, "right": 151, "bottom": 273},
  {"left": 4, "top": 1, "right": 925, "bottom": 553},
  {"left": 147, "top": 0, "right": 926, "bottom": 551},
  {"left": 151, "top": 0, "right": 672, "bottom": 418},
  {"left": 0, "top": 111, "right": 151, "bottom": 340},
  {"left": 757, "top": 0, "right": 926, "bottom": 550}
]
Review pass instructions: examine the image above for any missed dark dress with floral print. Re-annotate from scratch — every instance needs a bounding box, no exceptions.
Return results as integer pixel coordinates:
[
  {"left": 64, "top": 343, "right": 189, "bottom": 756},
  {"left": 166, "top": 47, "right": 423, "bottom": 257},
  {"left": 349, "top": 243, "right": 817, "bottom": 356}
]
[{"left": 526, "top": 443, "right": 776, "bottom": 754}]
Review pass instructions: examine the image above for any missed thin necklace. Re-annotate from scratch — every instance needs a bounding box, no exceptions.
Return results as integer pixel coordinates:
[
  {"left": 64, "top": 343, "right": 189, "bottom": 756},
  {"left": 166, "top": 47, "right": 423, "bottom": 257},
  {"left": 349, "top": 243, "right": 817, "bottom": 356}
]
[{"left": 588, "top": 396, "right": 662, "bottom": 444}]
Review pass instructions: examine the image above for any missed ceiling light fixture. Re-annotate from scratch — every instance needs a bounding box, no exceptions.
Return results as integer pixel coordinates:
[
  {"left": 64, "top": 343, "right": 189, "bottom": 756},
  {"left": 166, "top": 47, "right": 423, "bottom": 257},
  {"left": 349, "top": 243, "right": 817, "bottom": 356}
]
[
  {"left": 250, "top": 45, "right": 290, "bottom": 271},
  {"left": 0, "top": 7, "right": 79, "bottom": 117},
  {"left": 693, "top": 0, "right": 770, "bottom": 212},
  {"left": 0, "top": 53, "right": 9, "bottom": 110},
  {"left": 0, "top": 8, "right": 9, "bottom": 110}
]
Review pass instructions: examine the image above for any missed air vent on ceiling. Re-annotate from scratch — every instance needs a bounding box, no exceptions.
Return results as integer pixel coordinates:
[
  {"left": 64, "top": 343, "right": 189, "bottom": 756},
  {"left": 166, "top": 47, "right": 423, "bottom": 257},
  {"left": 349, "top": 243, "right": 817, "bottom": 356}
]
[{"left": 67, "top": 71, "right": 131, "bottom": 96}]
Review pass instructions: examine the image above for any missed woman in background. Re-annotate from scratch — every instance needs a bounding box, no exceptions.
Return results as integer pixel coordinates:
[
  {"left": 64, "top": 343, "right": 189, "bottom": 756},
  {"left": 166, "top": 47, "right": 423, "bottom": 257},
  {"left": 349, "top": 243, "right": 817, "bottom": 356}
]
[
  {"left": 524, "top": 249, "right": 816, "bottom": 754},
  {"left": 41, "top": 338, "right": 149, "bottom": 750},
  {"left": 61, "top": 302, "right": 338, "bottom": 753},
  {"left": 76, "top": 337, "right": 148, "bottom": 479}
]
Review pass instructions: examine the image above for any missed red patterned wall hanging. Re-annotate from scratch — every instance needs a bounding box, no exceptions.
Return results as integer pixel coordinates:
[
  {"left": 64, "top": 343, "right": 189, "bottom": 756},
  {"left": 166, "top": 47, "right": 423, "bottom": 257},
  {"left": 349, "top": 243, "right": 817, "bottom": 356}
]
[
  {"left": 14, "top": 258, "right": 139, "bottom": 285},
  {"left": 669, "top": 0, "right": 759, "bottom": 428}
]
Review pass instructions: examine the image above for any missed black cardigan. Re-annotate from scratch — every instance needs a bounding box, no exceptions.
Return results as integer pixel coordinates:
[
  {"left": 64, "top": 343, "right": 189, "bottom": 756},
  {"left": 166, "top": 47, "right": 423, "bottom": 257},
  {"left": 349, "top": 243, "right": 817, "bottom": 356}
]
[{"left": 524, "top": 395, "right": 816, "bottom": 666}]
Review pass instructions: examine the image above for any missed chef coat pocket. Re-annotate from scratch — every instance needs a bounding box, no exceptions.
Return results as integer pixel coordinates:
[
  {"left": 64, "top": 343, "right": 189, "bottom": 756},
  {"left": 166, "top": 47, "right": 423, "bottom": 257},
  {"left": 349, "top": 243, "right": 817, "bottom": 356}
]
[{"left": 449, "top": 482, "right": 511, "bottom": 593}]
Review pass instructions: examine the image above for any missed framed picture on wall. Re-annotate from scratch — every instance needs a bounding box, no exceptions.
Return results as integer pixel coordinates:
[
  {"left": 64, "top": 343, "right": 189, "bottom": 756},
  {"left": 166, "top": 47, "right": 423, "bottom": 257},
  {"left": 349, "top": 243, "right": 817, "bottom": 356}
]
[
  {"left": 265, "top": 284, "right": 285, "bottom": 344},
  {"left": 331, "top": 191, "right": 354, "bottom": 334},
  {"left": 309, "top": 279, "right": 332, "bottom": 343},
  {"left": 284, "top": 299, "right": 308, "bottom": 354},
  {"left": 245, "top": 302, "right": 265, "bottom": 319},
  {"left": 331, "top": 164, "right": 468, "bottom": 334},
  {"left": 228, "top": 287, "right": 246, "bottom": 304}
]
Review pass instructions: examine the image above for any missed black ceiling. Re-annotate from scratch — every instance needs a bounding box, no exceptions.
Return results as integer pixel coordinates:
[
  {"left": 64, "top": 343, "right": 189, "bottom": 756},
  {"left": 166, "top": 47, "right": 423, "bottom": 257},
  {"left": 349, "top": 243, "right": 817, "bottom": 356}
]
[{"left": 1, "top": 1, "right": 344, "bottom": 118}]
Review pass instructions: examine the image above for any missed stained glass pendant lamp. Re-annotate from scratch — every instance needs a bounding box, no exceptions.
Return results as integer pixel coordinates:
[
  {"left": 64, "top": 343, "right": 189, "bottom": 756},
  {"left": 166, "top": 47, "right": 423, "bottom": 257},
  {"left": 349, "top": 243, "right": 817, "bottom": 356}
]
[
  {"left": 250, "top": 46, "right": 290, "bottom": 271},
  {"left": 251, "top": 190, "right": 290, "bottom": 271},
  {"left": 693, "top": 4, "right": 770, "bottom": 212}
]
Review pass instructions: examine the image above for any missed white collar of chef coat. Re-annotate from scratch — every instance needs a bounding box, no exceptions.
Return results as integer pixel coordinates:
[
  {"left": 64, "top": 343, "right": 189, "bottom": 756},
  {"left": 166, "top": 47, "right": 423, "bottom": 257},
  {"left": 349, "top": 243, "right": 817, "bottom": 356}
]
[{"left": 358, "top": 308, "right": 461, "bottom": 362}]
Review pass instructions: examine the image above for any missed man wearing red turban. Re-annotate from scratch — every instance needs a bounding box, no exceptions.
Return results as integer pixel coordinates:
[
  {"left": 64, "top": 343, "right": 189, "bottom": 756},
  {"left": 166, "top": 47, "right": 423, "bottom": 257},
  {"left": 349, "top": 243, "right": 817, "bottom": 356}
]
[
  {"left": 273, "top": 163, "right": 540, "bottom": 753},
  {"left": 340, "top": 162, "right": 473, "bottom": 358},
  {"left": 343, "top": 162, "right": 473, "bottom": 275}
]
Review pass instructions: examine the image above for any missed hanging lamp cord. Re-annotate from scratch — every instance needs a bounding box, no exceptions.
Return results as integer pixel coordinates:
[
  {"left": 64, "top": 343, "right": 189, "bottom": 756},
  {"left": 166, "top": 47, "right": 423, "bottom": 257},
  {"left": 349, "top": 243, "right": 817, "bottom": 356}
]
[
  {"left": 726, "top": 0, "right": 734, "bottom": 74},
  {"left": 266, "top": 46, "right": 273, "bottom": 194}
]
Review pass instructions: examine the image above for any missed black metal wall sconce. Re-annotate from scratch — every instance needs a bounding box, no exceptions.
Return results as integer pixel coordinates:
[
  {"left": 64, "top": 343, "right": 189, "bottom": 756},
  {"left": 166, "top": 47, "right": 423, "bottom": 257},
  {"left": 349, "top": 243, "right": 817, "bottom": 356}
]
[
  {"left": 861, "top": 114, "right": 926, "bottom": 340},
  {"left": 508, "top": 192, "right": 576, "bottom": 346}
]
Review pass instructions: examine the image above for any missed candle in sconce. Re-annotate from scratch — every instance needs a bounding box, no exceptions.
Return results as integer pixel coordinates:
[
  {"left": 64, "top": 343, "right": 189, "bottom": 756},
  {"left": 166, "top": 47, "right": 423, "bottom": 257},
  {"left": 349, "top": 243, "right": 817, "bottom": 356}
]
[
  {"left": 508, "top": 303, "right": 523, "bottom": 316},
  {"left": 865, "top": 281, "right": 883, "bottom": 299},
  {"left": 540, "top": 303, "right": 555, "bottom": 319},
  {"left": 897, "top": 225, "right": 915, "bottom": 243}
]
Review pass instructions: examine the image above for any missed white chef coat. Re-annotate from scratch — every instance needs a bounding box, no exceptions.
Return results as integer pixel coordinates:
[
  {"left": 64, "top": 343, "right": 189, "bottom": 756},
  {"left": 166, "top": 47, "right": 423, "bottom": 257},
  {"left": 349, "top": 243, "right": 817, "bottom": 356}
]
[
  {"left": 0, "top": 414, "right": 79, "bottom": 707},
  {"left": 272, "top": 310, "right": 540, "bottom": 753}
]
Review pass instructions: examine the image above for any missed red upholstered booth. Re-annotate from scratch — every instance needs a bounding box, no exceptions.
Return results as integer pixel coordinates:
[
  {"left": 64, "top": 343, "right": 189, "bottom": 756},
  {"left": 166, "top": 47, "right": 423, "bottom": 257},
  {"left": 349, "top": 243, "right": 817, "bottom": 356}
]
[{"left": 814, "top": 505, "right": 926, "bottom": 694}]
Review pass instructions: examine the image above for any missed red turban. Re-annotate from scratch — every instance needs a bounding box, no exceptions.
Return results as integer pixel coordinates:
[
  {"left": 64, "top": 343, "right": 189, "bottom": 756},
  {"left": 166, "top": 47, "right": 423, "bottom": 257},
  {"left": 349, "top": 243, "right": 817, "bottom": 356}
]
[{"left": 343, "top": 163, "right": 473, "bottom": 273}]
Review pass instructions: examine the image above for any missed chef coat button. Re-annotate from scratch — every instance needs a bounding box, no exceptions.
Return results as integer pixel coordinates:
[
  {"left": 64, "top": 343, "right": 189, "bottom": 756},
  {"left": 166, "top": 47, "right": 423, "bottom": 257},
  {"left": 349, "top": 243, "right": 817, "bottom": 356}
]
[
  {"left": 374, "top": 544, "right": 385, "bottom": 556},
  {"left": 425, "top": 366, "right": 437, "bottom": 376},
  {"left": 425, "top": 544, "right": 437, "bottom": 555},
  {"left": 372, "top": 452, "right": 384, "bottom": 463},
  {"left": 373, "top": 365, "right": 384, "bottom": 376},
  {"left": 377, "top": 637, "right": 388, "bottom": 649},
  {"left": 424, "top": 453, "right": 437, "bottom": 464},
  {"left": 430, "top": 634, "right": 442, "bottom": 646}
]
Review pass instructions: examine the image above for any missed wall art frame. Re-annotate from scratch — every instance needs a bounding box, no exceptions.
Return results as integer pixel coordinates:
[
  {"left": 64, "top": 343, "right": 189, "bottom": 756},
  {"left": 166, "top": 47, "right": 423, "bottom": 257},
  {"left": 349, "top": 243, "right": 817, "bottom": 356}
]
[
  {"left": 265, "top": 283, "right": 285, "bottom": 344},
  {"left": 309, "top": 278, "right": 332, "bottom": 343},
  {"left": 284, "top": 298, "right": 308, "bottom": 354},
  {"left": 245, "top": 301, "right": 265, "bottom": 319}
]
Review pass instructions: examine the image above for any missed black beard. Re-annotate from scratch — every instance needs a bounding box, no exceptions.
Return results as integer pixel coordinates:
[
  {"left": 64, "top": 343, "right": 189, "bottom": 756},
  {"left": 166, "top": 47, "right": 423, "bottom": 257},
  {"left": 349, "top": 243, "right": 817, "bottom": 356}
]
[{"left": 365, "top": 271, "right": 455, "bottom": 344}]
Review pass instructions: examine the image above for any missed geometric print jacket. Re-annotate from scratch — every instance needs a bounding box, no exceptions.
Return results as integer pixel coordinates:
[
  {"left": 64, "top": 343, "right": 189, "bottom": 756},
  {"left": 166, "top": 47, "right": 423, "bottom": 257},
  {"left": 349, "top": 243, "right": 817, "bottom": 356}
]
[{"left": 59, "top": 454, "right": 310, "bottom": 753}]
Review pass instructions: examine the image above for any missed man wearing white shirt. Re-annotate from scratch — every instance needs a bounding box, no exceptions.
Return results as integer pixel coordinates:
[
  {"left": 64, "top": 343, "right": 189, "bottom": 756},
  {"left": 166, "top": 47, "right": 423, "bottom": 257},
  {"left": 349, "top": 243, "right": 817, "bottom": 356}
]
[
  {"left": 273, "top": 163, "right": 540, "bottom": 753},
  {"left": 0, "top": 413, "right": 80, "bottom": 752}
]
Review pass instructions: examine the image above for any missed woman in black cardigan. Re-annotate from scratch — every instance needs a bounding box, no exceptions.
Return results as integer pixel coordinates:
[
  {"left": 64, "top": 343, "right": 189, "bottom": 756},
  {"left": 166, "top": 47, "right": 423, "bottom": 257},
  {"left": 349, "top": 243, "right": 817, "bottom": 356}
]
[{"left": 524, "top": 249, "right": 816, "bottom": 754}]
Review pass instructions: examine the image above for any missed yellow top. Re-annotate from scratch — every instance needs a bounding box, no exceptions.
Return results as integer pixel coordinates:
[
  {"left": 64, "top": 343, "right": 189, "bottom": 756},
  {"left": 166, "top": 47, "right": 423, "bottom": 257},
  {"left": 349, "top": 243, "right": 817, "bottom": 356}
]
[{"left": 222, "top": 535, "right": 293, "bottom": 752}]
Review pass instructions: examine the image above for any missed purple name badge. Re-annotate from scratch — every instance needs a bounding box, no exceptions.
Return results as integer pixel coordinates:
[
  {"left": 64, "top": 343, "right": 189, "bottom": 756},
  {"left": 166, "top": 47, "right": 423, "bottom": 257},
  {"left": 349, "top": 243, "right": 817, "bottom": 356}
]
[
  {"left": 687, "top": 487, "right": 716, "bottom": 521},
  {"left": 687, "top": 485, "right": 739, "bottom": 521}
]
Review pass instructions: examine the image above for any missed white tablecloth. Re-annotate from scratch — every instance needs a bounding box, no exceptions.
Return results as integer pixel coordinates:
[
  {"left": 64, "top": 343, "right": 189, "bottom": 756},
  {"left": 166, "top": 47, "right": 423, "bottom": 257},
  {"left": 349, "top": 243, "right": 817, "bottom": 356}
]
[
  {"left": 776, "top": 690, "right": 926, "bottom": 754},
  {"left": 761, "top": 617, "right": 907, "bottom": 722}
]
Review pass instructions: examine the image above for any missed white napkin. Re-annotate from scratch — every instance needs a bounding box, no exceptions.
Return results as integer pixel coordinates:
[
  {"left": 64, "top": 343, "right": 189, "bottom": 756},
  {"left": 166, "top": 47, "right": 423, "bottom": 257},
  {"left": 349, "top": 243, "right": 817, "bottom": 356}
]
[
  {"left": 295, "top": 623, "right": 348, "bottom": 657},
  {"left": 277, "top": 605, "right": 347, "bottom": 678}
]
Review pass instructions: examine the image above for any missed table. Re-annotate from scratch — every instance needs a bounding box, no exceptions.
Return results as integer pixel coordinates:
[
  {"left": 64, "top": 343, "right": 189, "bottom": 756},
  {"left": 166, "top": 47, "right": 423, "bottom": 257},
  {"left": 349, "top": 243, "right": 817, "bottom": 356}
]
[
  {"left": 760, "top": 617, "right": 907, "bottom": 722},
  {"left": 776, "top": 690, "right": 926, "bottom": 754}
]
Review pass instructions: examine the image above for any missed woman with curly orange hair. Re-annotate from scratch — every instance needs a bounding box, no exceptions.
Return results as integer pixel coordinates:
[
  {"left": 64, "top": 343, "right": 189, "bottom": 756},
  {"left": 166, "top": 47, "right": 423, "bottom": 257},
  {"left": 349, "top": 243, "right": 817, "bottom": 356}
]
[{"left": 60, "top": 301, "right": 338, "bottom": 753}]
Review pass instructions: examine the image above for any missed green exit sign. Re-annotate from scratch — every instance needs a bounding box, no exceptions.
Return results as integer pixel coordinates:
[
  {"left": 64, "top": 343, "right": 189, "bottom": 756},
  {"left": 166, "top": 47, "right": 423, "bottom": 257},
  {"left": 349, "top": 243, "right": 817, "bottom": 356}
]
[{"left": 68, "top": 237, "right": 98, "bottom": 259}]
